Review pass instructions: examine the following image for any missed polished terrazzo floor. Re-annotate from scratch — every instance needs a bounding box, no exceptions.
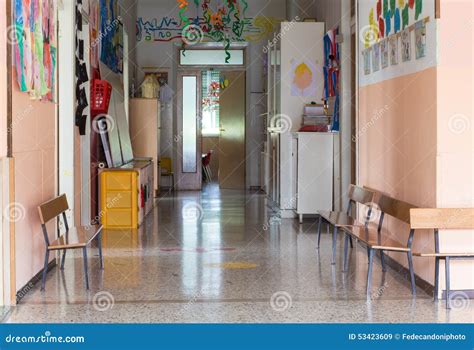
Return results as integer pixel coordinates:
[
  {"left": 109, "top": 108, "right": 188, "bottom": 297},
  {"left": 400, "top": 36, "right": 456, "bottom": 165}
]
[{"left": 3, "top": 184, "right": 473, "bottom": 323}]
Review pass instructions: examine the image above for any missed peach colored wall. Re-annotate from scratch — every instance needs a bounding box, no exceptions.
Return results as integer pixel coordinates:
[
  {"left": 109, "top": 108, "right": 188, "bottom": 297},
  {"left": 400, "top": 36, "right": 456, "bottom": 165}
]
[
  {"left": 12, "top": 81, "right": 56, "bottom": 291},
  {"left": 435, "top": 0, "right": 474, "bottom": 291},
  {"left": 359, "top": 67, "right": 438, "bottom": 285}
]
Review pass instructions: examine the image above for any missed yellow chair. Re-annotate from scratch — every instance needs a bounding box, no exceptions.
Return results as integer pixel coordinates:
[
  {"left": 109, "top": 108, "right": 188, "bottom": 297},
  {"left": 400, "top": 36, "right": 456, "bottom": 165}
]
[{"left": 160, "top": 157, "right": 175, "bottom": 191}]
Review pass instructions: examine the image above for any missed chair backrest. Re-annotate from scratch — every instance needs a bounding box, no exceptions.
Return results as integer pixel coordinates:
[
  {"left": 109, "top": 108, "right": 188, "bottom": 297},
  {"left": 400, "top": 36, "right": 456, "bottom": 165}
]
[
  {"left": 202, "top": 151, "right": 212, "bottom": 166},
  {"left": 160, "top": 157, "right": 172, "bottom": 174},
  {"left": 38, "top": 194, "right": 69, "bottom": 224},
  {"left": 378, "top": 194, "right": 417, "bottom": 224},
  {"left": 348, "top": 184, "right": 376, "bottom": 205},
  {"left": 410, "top": 208, "right": 474, "bottom": 230}
]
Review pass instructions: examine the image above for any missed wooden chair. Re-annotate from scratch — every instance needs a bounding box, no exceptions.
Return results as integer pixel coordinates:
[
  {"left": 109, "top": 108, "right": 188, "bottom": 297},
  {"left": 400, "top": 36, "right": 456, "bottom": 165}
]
[
  {"left": 160, "top": 157, "right": 175, "bottom": 191},
  {"left": 342, "top": 193, "right": 418, "bottom": 298},
  {"left": 318, "top": 185, "right": 377, "bottom": 264},
  {"left": 37, "top": 194, "right": 103, "bottom": 290},
  {"left": 410, "top": 208, "right": 474, "bottom": 309}
]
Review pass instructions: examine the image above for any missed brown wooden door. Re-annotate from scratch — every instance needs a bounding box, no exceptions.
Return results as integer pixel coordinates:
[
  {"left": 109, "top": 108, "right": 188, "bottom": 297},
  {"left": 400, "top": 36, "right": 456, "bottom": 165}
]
[{"left": 218, "top": 71, "right": 246, "bottom": 189}]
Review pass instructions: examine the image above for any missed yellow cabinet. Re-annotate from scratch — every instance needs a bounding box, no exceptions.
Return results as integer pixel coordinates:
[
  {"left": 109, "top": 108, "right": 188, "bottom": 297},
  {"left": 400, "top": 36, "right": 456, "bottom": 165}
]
[{"left": 100, "top": 160, "right": 154, "bottom": 229}]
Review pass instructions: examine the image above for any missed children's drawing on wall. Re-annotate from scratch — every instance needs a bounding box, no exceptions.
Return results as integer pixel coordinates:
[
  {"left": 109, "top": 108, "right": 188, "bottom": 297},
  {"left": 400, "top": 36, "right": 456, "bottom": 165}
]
[
  {"left": 380, "top": 39, "right": 389, "bottom": 69},
  {"left": 13, "top": 0, "right": 57, "bottom": 101},
  {"left": 371, "top": 43, "right": 380, "bottom": 72},
  {"left": 389, "top": 35, "right": 398, "bottom": 65},
  {"left": 290, "top": 60, "right": 317, "bottom": 97},
  {"left": 363, "top": 49, "right": 371, "bottom": 75},
  {"left": 415, "top": 20, "right": 426, "bottom": 59},
  {"left": 401, "top": 28, "right": 411, "bottom": 62}
]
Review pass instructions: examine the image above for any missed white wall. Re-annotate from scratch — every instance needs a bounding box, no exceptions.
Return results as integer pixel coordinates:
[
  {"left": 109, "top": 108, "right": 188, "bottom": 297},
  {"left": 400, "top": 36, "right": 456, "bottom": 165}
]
[
  {"left": 279, "top": 22, "right": 325, "bottom": 214},
  {"left": 136, "top": 0, "right": 287, "bottom": 188}
]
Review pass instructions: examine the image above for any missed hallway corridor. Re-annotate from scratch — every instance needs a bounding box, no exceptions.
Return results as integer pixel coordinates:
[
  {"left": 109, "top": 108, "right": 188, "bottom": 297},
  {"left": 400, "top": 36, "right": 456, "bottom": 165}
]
[{"left": 3, "top": 186, "right": 472, "bottom": 323}]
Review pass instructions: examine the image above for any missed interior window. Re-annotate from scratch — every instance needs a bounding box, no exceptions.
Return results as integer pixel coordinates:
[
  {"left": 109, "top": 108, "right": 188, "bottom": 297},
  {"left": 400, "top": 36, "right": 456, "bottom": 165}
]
[{"left": 201, "top": 70, "right": 220, "bottom": 136}]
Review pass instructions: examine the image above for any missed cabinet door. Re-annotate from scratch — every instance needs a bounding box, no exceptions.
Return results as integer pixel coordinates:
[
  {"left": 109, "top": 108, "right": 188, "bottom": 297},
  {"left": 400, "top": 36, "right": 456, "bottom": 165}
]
[{"left": 297, "top": 133, "right": 333, "bottom": 214}]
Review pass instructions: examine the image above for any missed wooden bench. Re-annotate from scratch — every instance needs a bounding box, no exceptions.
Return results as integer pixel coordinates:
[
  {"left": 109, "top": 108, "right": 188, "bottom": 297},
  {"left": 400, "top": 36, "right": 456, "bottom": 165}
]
[
  {"left": 410, "top": 208, "right": 474, "bottom": 309},
  {"left": 318, "top": 185, "right": 376, "bottom": 264},
  {"left": 341, "top": 193, "right": 417, "bottom": 298},
  {"left": 38, "top": 194, "right": 104, "bottom": 290}
]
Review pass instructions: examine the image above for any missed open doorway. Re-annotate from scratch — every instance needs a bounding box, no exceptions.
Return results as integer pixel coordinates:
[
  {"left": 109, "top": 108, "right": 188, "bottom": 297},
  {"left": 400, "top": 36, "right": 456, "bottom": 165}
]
[
  {"left": 176, "top": 48, "right": 246, "bottom": 191},
  {"left": 201, "top": 70, "right": 245, "bottom": 189}
]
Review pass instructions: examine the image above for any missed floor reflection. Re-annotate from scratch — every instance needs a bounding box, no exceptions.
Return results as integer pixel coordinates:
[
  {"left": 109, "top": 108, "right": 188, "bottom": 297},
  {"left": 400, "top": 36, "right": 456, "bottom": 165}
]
[{"left": 5, "top": 183, "right": 473, "bottom": 323}]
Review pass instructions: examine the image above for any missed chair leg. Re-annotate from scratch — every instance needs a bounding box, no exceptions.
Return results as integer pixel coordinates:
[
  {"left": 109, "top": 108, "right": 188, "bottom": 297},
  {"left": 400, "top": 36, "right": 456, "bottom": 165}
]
[
  {"left": 317, "top": 216, "right": 322, "bottom": 249},
  {"left": 343, "top": 234, "right": 350, "bottom": 272},
  {"left": 98, "top": 231, "right": 104, "bottom": 270},
  {"left": 82, "top": 247, "right": 89, "bottom": 290},
  {"left": 349, "top": 236, "right": 353, "bottom": 248},
  {"left": 60, "top": 249, "right": 67, "bottom": 270},
  {"left": 445, "top": 257, "right": 451, "bottom": 309},
  {"left": 367, "top": 248, "right": 374, "bottom": 298},
  {"left": 407, "top": 251, "right": 416, "bottom": 296},
  {"left": 172, "top": 174, "right": 175, "bottom": 191},
  {"left": 380, "top": 250, "right": 387, "bottom": 272},
  {"left": 331, "top": 225, "right": 337, "bottom": 265},
  {"left": 434, "top": 257, "right": 440, "bottom": 301},
  {"left": 40, "top": 250, "right": 50, "bottom": 291}
]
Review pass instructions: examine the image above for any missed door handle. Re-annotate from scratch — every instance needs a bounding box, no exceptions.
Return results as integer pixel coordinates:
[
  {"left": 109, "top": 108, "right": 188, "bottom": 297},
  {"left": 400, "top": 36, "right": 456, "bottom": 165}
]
[{"left": 220, "top": 128, "right": 226, "bottom": 132}]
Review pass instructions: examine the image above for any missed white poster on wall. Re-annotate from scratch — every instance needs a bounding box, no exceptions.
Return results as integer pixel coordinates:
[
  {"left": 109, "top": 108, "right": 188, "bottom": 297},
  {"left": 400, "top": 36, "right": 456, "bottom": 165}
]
[{"left": 290, "top": 60, "right": 318, "bottom": 97}]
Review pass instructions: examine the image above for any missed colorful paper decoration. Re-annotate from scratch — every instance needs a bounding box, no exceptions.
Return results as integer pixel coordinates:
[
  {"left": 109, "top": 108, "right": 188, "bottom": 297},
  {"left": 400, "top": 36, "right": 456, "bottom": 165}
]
[
  {"left": 99, "top": 0, "right": 123, "bottom": 74},
  {"left": 415, "top": 0, "right": 423, "bottom": 20},
  {"left": 385, "top": 11, "right": 392, "bottom": 35},
  {"left": 378, "top": 17, "right": 385, "bottom": 38},
  {"left": 394, "top": 8, "right": 401, "bottom": 32},
  {"left": 13, "top": 0, "right": 57, "bottom": 101},
  {"left": 177, "top": 0, "right": 249, "bottom": 62},
  {"left": 402, "top": 4, "right": 409, "bottom": 29}
]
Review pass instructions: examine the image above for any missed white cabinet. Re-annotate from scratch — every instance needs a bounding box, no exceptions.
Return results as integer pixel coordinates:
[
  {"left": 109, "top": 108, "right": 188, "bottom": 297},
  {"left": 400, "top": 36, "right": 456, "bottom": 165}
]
[{"left": 296, "top": 132, "right": 334, "bottom": 223}]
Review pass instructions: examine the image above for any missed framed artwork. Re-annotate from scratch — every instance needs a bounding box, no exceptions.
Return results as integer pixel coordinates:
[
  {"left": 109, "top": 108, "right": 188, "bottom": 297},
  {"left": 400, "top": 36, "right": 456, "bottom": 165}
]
[
  {"left": 389, "top": 35, "right": 399, "bottom": 65},
  {"left": 415, "top": 20, "right": 426, "bottom": 59},
  {"left": 401, "top": 28, "right": 411, "bottom": 62},
  {"left": 371, "top": 43, "right": 380, "bottom": 72},
  {"left": 380, "top": 39, "right": 389, "bottom": 69},
  {"left": 363, "top": 48, "right": 371, "bottom": 75}
]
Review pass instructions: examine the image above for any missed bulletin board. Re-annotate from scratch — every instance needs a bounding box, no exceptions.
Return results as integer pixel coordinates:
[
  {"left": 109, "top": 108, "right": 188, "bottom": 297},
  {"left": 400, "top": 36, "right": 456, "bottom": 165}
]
[{"left": 358, "top": 0, "right": 436, "bottom": 87}]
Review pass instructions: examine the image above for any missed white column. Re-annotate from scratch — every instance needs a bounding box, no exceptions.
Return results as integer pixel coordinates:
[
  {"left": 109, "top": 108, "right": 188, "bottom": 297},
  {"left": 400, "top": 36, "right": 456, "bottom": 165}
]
[{"left": 58, "top": 0, "right": 76, "bottom": 226}]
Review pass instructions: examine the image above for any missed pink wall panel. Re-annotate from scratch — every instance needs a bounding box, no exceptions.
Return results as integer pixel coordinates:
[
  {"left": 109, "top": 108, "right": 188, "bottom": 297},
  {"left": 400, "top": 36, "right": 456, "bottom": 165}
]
[
  {"left": 12, "top": 82, "right": 56, "bottom": 291},
  {"left": 359, "top": 67, "right": 437, "bottom": 285}
]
